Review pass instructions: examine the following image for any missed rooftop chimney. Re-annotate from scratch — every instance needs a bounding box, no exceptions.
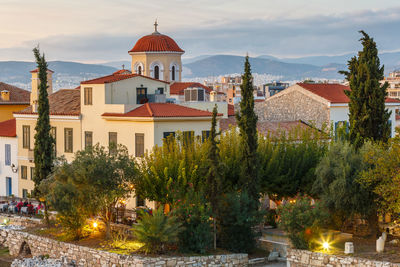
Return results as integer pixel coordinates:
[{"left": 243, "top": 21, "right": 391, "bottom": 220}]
[
  {"left": 1, "top": 90, "right": 10, "bottom": 101},
  {"left": 30, "top": 68, "right": 54, "bottom": 106}
]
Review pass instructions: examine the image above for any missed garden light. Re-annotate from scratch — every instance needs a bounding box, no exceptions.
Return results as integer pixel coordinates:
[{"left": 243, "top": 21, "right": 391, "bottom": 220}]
[
  {"left": 3, "top": 219, "right": 8, "bottom": 224},
  {"left": 93, "top": 222, "right": 98, "bottom": 229},
  {"left": 323, "top": 242, "right": 330, "bottom": 250}
]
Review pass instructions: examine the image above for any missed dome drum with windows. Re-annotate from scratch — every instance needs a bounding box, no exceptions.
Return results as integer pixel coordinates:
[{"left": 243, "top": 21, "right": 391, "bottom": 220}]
[{"left": 129, "top": 21, "right": 184, "bottom": 82}]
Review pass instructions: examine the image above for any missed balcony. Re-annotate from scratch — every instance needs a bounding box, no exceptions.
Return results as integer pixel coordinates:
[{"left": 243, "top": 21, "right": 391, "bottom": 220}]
[{"left": 28, "top": 149, "right": 34, "bottom": 162}]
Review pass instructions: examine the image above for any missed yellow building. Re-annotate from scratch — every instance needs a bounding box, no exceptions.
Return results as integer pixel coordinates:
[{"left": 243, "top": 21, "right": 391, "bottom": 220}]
[{"left": 0, "top": 82, "right": 30, "bottom": 122}]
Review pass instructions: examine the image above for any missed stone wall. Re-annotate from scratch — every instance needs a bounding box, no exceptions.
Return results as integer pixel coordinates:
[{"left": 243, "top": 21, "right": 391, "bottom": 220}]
[
  {"left": 0, "top": 215, "right": 42, "bottom": 228},
  {"left": 287, "top": 248, "right": 400, "bottom": 267},
  {"left": 0, "top": 228, "right": 248, "bottom": 267},
  {"left": 255, "top": 89, "right": 330, "bottom": 129}
]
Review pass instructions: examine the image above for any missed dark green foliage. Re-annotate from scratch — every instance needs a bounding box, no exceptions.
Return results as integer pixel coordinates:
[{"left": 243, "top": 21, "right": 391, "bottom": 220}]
[
  {"left": 236, "top": 56, "right": 259, "bottom": 203},
  {"left": 217, "top": 191, "right": 262, "bottom": 253},
  {"left": 32, "top": 47, "right": 54, "bottom": 197},
  {"left": 277, "top": 198, "right": 328, "bottom": 250},
  {"left": 132, "top": 207, "right": 182, "bottom": 254},
  {"left": 173, "top": 191, "right": 213, "bottom": 254},
  {"left": 339, "top": 31, "right": 391, "bottom": 149},
  {"left": 264, "top": 209, "right": 277, "bottom": 228},
  {"left": 259, "top": 126, "right": 328, "bottom": 199},
  {"left": 312, "top": 141, "right": 376, "bottom": 228}
]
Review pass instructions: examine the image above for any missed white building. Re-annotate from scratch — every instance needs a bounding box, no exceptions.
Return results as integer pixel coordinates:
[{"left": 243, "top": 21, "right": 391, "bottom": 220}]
[{"left": 0, "top": 119, "right": 18, "bottom": 197}]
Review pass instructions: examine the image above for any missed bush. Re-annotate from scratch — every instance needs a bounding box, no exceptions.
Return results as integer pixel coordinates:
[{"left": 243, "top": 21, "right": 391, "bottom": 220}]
[
  {"left": 218, "top": 191, "right": 263, "bottom": 253},
  {"left": 264, "top": 209, "right": 277, "bottom": 228},
  {"left": 173, "top": 192, "right": 213, "bottom": 254},
  {"left": 132, "top": 207, "right": 182, "bottom": 254},
  {"left": 277, "top": 198, "right": 328, "bottom": 249}
]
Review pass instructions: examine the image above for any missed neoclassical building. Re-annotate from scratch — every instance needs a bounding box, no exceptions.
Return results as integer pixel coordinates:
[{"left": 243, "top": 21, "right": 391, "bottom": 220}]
[{"left": 129, "top": 21, "right": 184, "bottom": 82}]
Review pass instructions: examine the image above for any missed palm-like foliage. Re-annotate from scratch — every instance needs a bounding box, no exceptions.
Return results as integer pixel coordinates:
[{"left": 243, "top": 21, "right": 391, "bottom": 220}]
[{"left": 132, "top": 208, "right": 182, "bottom": 254}]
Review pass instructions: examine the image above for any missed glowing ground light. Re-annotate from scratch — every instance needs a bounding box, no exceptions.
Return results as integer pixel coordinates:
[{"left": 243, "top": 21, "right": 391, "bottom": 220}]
[
  {"left": 3, "top": 219, "right": 7, "bottom": 224},
  {"left": 323, "top": 242, "right": 330, "bottom": 250},
  {"left": 93, "top": 222, "right": 98, "bottom": 228}
]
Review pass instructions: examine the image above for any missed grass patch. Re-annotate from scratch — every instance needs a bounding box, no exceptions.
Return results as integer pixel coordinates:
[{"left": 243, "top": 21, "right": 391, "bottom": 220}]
[{"left": 0, "top": 247, "right": 9, "bottom": 256}]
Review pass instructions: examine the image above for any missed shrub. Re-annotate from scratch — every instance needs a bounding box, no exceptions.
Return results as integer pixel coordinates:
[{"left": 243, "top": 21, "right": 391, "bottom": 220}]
[
  {"left": 264, "top": 209, "right": 277, "bottom": 228},
  {"left": 173, "top": 192, "right": 213, "bottom": 254},
  {"left": 132, "top": 207, "right": 182, "bottom": 254},
  {"left": 277, "top": 198, "right": 328, "bottom": 249},
  {"left": 218, "top": 191, "right": 263, "bottom": 253}
]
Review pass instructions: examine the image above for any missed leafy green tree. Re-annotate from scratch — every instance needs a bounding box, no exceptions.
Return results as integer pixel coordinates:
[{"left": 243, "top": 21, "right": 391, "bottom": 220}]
[
  {"left": 44, "top": 145, "right": 136, "bottom": 239},
  {"left": 312, "top": 141, "right": 378, "bottom": 235},
  {"left": 360, "top": 138, "right": 400, "bottom": 216},
  {"left": 32, "top": 47, "right": 54, "bottom": 226},
  {"left": 339, "top": 31, "right": 391, "bottom": 149},
  {"left": 259, "top": 125, "right": 328, "bottom": 199},
  {"left": 204, "top": 105, "right": 222, "bottom": 249},
  {"left": 236, "top": 55, "right": 259, "bottom": 205},
  {"left": 132, "top": 207, "right": 182, "bottom": 254}
]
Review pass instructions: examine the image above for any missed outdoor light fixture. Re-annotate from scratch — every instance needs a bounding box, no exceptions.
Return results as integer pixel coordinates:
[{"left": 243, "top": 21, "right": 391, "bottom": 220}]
[
  {"left": 10, "top": 164, "right": 18, "bottom": 173},
  {"left": 3, "top": 219, "right": 8, "bottom": 224},
  {"left": 93, "top": 222, "right": 98, "bottom": 228},
  {"left": 323, "top": 242, "right": 330, "bottom": 250}
]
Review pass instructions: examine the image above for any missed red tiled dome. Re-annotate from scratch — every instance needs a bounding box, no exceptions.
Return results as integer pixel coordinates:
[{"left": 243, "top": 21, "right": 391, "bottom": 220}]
[{"left": 129, "top": 33, "right": 184, "bottom": 53}]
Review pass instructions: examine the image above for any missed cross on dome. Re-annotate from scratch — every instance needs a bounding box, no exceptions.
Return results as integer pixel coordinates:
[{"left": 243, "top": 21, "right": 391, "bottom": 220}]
[{"left": 153, "top": 19, "right": 160, "bottom": 35}]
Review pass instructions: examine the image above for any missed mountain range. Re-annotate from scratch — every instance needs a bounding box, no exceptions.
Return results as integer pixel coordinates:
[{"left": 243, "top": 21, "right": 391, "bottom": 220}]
[{"left": 0, "top": 51, "right": 399, "bottom": 90}]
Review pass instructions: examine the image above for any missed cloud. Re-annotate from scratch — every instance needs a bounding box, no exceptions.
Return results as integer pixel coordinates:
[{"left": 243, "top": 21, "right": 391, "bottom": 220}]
[{"left": 1, "top": 6, "right": 400, "bottom": 62}]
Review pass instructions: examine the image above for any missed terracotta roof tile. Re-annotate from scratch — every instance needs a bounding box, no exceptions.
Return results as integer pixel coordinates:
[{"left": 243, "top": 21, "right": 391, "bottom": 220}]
[
  {"left": 129, "top": 34, "right": 184, "bottom": 53},
  {"left": 81, "top": 73, "right": 168, "bottom": 85},
  {"left": 30, "top": 68, "right": 54, "bottom": 73},
  {"left": 0, "top": 119, "right": 16, "bottom": 137},
  {"left": 102, "top": 103, "right": 216, "bottom": 118},
  {"left": 15, "top": 89, "right": 80, "bottom": 116},
  {"left": 0, "top": 82, "right": 30, "bottom": 105},
  {"left": 170, "top": 82, "right": 212, "bottom": 95},
  {"left": 298, "top": 83, "right": 400, "bottom": 104}
]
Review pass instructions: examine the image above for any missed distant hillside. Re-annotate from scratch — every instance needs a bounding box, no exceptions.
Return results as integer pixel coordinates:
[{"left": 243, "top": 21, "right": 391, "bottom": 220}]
[
  {"left": 183, "top": 55, "right": 346, "bottom": 80},
  {"left": 0, "top": 61, "right": 117, "bottom": 90}
]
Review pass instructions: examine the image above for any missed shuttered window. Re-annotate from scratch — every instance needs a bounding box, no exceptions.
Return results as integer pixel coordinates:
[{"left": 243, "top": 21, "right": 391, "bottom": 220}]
[
  {"left": 85, "top": 131, "right": 93, "bottom": 149},
  {"left": 64, "top": 128, "right": 73, "bottom": 153},
  {"left": 21, "top": 166, "right": 27, "bottom": 180},
  {"left": 84, "top": 87, "right": 93, "bottom": 105},
  {"left": 135, "top": 133, "right": 144, "bottom": 157},
  {"left": 22, "top": 125, "right": 30, "bottom": 149},
  {"left": 5, "top": 144, "right": 11, "bottom": 166}
]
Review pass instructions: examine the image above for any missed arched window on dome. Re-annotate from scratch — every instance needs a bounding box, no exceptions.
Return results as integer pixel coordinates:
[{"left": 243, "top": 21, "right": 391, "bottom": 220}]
[
  {"left": 134, "top": 61, "right": 144, "bottom": 75},
  {"left": 154, "top": 66, "right": 160, "bottom": 79},
  {"left": 171, "top": 66, "right": 175, "bottom": 81},
  {"left": 138, "top": 66, "right": 142, "bottom": 75}
]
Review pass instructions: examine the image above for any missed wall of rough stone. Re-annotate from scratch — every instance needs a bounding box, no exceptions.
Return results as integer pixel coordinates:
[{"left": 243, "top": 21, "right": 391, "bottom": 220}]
[
  {"left": 255, "top": 89, "right": 330, "bottom": 129},
  {"left": 0, "top": 228, "right": 248, "bottom": 267},
  {"left": 287, "top": 248, "right": 399, "bottom": 267},
  {"left": 0, "top": 215, "right": 42, "bottom": 228}
]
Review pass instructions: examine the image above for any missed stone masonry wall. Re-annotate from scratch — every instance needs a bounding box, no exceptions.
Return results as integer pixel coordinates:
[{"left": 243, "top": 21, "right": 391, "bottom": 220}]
[
  {"left": 0, "top": 228, "right": 248, "bottom": 267},
  {"left": 255, "top": 90, "right": 330, "bottom": 129},
  {"left": 287, "top": 248, "right": 400, "bottom": 267}
]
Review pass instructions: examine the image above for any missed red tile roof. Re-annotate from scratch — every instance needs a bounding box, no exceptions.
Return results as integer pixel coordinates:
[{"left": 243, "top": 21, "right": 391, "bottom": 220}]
[
  {"left": 298, "top": 83, "right": 400, "bottom": 104},
  {"left": 15, "top": 89, "right": 80, "bottom": 116},
  {"left": 0, "top": 82, "right": 30, "bottom": 105},
  {"left": 102, "top": 103, "right": 217, "bottom": 118},
  {"left": 170, "top": 82, "right": 213, "bottom": 95},
  {"left": 81, "top": 73, "right": 168, "bottom": 85},
  {"left": 0, "top": 119, "right": 16, "bottom": 137},
  {"left": 30, "top": 68, "right": 54, "bottom": 73},
  {"left": 129, "top": 34, "right": 184, "bottom": 53},
  {"left": 113, "top": 69, "right": 132, "bottom": 75}
]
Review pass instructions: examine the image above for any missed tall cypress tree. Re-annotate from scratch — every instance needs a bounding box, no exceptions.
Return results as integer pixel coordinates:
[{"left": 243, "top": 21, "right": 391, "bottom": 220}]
[
  {"left": 205, "top": 105, "right": 222, "bottom": 249},
  {"left": 236, "top": 56, "right": 259, "bottom": 204},
  {"left": 33, "top": 47, "right": 54, "bottom": 224},
  {"left": 340, "top": 31, "right": 391, "bottom": 149}
]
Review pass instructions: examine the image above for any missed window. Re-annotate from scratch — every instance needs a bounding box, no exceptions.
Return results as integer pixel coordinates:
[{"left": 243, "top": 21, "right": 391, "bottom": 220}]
[
  {"left": 183, "top": 131, "right": 194, "bottom": 146},
  {"left": 154, "top": 65, "right": 159, "bottom": 79},
  {"left": 202, "top": 131, "right": 211, "bottom": 142},
  {"left": 22, "top": 189, "right": 28, "bottom": 198},
  {"left": 138, "top": 66, "right": 142, "bottom": 75},
  {"left": 30, "top": 167, "right": 35, "bottom": 180},
  {"left": 135, "top": 133, "right": 145, "bottom": 157},
  {"left": 5, "top": 144, "right": 11, "bottom": 166},
  {"left": 21, "top": 166, "right": 27, "bottom": 180},
  {"left": 171, "top": 66, "right": 175, "bottom": 81},
  {"left": 50, "top": 127, "right": 56, "bottom": 156},
  {"left": 22, "top": 125, "right": 30, "bottom": 149},
  {"left": 163, "top": 132, "right": 175, "bottom": 139},
  {"left": 6, "top": 177, "right": 12, "bottom": 196},
  {"left": 198, "top": 89, "right": 205, "bottom": 101},
  {"left": 136, "top": 87, "right": 148, "bottom": 104},
  {"left": 136, "top": 194, "right": 145, "bottom": 207},
  {"left": 184, "top": 88, "right": 205, "bottom": 102},
  {"left": 84, "top": 87, "right": 93, "bottom": 105},
  {"left": 157, "top": 87, "right": 164, "bottom": 95},
  {"left": 64, "top": 128, "right": 73, "bottom": 153},
  {"left": 109, "top": 132, "right": 117, "bottom": 154},
  {"left": 85, "top": 131, "right": 93, "bottom": 149}
]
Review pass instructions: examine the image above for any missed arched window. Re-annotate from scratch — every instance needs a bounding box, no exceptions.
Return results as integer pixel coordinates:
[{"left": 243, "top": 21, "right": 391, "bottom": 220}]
[
  {"left": 154, "top": 66, "right": 159, "bottom": 79},
  {"left": 138, "top": 66, "right": 142, "bottom": 75},
  {"left": 171, "top": 66, "right": 175, "bottom": 81}
]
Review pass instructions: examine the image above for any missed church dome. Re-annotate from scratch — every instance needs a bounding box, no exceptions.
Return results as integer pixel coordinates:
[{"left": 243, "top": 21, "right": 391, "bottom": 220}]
[{"left": 129, "top": 22, "right": 184, "bottom": 53}]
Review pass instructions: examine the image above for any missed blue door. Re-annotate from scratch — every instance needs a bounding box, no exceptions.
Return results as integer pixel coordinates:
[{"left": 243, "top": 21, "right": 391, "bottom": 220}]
[{"left": 6, "top": 177, "right": 12, "bottom": 196}]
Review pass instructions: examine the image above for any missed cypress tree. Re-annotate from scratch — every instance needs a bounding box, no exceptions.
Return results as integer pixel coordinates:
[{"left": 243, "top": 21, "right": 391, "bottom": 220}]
[
  {"left": 205, "top": 105, "right": 222, "bottom": 249},
  {"left": 236, "top": 56, "right": 259, "bottom": 205},
  {"left": 340, "top": 31, "right": 391, "bottom": 149},
  {"left": 33, "top": 47, "right": 54, "bottom": 225}
]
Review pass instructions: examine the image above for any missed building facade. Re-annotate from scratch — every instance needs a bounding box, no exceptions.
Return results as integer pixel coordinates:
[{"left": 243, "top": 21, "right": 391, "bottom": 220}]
[
  {"left": 0, "top": 83, "right": 30, "bottom": 122},
  {"left": 0, "top": 119, "right": 18, "bottom": 197}
]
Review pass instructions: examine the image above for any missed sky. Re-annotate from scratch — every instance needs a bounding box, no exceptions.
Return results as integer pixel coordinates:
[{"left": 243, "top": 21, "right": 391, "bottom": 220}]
[{"left": 1, "top": 0, "right": 400, "bottom": 63}]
